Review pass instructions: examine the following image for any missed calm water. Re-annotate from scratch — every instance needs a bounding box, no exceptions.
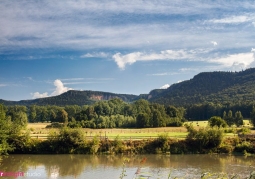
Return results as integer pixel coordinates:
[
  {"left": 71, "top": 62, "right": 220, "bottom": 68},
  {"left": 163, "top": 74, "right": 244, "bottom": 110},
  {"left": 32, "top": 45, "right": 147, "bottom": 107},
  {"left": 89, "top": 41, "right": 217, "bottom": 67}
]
[{"left": 0, "top": 154, "right": 254, "bottom": 179}]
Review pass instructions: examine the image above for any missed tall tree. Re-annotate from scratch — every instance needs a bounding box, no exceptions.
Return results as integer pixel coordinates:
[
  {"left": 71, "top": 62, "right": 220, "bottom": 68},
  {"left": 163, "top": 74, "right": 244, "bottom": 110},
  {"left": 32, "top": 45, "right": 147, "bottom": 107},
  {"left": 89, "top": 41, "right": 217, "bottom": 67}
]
[
  {"left": 28, "top": 105, "right": 37, "bottom": 123},
  {"left": 136, "top": 113, "right": 150, "bottom": 128},
  {"left": 56, "top": 109, "right": 68, "bottom": 125},
  {"left": 250, "top": 106, "right": 255, "bottom": 127},
  {"left": 234, "top": 111, "right": 243, "bottom": 126}
]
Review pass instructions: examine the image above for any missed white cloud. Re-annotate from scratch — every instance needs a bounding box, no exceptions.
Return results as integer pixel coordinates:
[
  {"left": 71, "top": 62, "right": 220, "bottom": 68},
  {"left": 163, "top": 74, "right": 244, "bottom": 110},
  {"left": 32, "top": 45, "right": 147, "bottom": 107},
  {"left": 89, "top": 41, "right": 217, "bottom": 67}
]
[
  {"left": 0, "top": 84, "right": 7, "bottom": 87},
  {"left": 31, "top": 79, "right": 73, "bottom": 99},
  {"left": 160, "top": 84, "right": 170, "bottom": 89},
  {"left": 211, "top": 41, "right": 218, "bottom": 46},
  {"left": 208, "top": 52, "right": 254, "bottom": 70},
  {"left": 177, "top": 80, "right": 184, "bottom": 83},
  {"left": 80, "top": 52, "right": 109, "bottom": 58},
  {"left": 208, "top": 15, "right": 254, "bottom": 24},
  {"left": 150, "top": 73, "right": 168, "bottom": 76},
  {"left": 51, "top": 79, "right": 73, "bottom": 96},
  {"left": 249, "top": 48, "right": 255, "bottom": 68},
  {"left": 31, "top": 92, "right": 49, "bottom": 99},
  {"left": 113, "top": 50, "right": 193, "bottom": 69},
  {"left": 60, "top": 78, "right": 84, "bottom": 81}
]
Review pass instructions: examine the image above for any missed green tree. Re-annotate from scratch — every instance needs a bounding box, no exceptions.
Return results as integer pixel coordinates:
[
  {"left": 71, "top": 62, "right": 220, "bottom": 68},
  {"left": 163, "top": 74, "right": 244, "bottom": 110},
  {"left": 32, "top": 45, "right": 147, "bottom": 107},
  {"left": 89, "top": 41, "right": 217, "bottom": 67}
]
[
  {"left": 56, "top": 109, "right": 68, "bottom": 125},
  {"left": 136, "top": 113, "right": 150, "bottom": 128},
  {"left": 13, "top": 111, "right": 28, "bottom": 128},
  {"left": 234, "top": 111, "right": 243, "bottom": 126},
  {"left": 28, "top": 105, "right": 37, "bottom": 123},
  {"left": 208, "top": 116, "right": 227, "bottom": 128},
  {"left": 0, "top": 104, "right": 12, "bottom": 155},
  {"left": 186, "top": 124, "right": 224, "bottom": 152},
  {"left": 250, "top": 106, "right": 255, "bottom": 127},
  {"left": 224, "top": 110, "right": 235, "bottom": 126},
  {"left": 39, "top": 107, "right": 48, "bottom": 122},
  {"left": 49, "top": 109, "right": 57, "bottom": 122}
]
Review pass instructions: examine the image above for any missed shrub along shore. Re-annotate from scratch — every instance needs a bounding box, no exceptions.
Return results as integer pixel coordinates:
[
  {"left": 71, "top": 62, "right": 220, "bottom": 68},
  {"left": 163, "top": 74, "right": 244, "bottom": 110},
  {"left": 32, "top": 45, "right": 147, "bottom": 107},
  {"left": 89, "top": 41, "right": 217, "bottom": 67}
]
[{"left": 8, "top": 126, "right": 255, "bottom": 155}]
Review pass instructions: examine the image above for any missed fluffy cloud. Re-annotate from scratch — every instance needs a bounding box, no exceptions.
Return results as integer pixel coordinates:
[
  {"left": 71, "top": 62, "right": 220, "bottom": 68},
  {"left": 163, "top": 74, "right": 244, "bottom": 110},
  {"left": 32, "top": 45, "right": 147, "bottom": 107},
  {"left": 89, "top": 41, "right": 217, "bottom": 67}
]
[
  {"left": 208, "top": 52, "right": 255, "bottom": 70},
  {"left": 32, "top": 92, "right": 49, "bottom": 99},
  {"left": 51, "top": 79, "right": 73, "bottom": 96},
  {"left": 211, "top": 41, "right": 218, "bottom": 46},
  {"left": 31, "top": 79, "right": 73, "bottom": 99},
  {"left": 160, "top": 84, "right": 170, "bottom": 89},
  {"left": 209, "top": 15, "right": 251, "bottom": 24},
  {"left": 113, "top": 50, "right": 193, "bottom": 69}
]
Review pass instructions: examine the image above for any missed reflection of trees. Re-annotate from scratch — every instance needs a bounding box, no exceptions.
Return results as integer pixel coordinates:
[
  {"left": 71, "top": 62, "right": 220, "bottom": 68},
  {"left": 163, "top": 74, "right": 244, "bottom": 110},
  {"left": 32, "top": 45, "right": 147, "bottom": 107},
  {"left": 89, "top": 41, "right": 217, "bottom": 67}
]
[
  {"left": 0, "top": 154, "right": 255, "bottom": 178},
  {"left": 0, "top": 155, "right": 31, "bottom": 173}
]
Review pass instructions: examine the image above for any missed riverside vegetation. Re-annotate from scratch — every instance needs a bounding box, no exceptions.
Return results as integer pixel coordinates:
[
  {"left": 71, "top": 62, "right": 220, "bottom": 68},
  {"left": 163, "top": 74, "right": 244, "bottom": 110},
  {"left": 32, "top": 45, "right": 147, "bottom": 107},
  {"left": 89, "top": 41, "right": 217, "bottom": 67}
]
[{"left": 0, "top": 102, "right": 255, "bottom": 155}]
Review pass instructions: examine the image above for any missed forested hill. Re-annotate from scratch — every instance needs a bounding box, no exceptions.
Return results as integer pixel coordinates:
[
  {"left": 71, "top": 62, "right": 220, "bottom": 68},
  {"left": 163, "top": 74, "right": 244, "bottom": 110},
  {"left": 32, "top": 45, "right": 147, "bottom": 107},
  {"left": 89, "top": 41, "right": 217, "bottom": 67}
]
[
  {"left": 0, "top": 90, "right": 138, "bottom": 106},
  {"left": 1, "top": 68, "right": 255, "bottom": 106},
  {"left": 149, "top": 68, "right": 255, "bottom": 106}
]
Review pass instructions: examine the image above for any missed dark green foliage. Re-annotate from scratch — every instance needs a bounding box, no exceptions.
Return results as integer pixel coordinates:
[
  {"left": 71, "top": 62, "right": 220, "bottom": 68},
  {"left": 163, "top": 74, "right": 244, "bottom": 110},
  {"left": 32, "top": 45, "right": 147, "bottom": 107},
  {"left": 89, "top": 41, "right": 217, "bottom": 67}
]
[
  {"left": 186, "top": 102, "right": 253, "bottom": 120},
  {"left": 208, "top": 116, "right": 227, "bottom": 128},
  {"left": 186, "top": 125, "right": 224, "bottom": 153},
  {"left": 0, "top": 90, "right": 138, "bottom": 106},
  {"left": 0, "top": 104, "right": 30, "bottom": 155},
  {"left": 234, "top": 141, "right": 254, "bottom": 153},
  {"left": 136, "top": 113, "right": 150, "bottom": 128},
  {"left": 150, "top": 68, "right": 255, "bottom": 106},
  {"left": 46, "top": 122, "right": 64, "bottom": 128},
  {"left": 56, "top": 109, "right": 68, "bottom": 124},
  {"left": 48, "top": 128, "right": 85, "bottom": 153},
  {"left": 28, "top": 105, "right": 37, "bottom": 122},
  {"left": 251, "top": 106, "right": 255, "bottom": 127},
  {"left": 157, "top": 133, "right": 170, "bottom": 153},
  {"left": 223, "top": 110, "right": 244, "bottom": 126}
]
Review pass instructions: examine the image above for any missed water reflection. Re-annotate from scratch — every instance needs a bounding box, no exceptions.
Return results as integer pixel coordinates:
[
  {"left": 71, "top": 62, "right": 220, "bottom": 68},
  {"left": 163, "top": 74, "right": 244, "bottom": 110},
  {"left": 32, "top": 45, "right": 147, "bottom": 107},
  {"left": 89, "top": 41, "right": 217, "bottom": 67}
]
[{"left": 0, "top": 154, "right": 254, "bottom": 179}]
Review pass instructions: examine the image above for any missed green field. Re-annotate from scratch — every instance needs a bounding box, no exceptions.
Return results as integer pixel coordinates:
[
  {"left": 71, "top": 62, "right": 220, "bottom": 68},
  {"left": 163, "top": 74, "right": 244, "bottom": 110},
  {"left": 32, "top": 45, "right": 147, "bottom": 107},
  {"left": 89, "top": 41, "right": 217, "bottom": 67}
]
[
  {"left": 27, "top": 120, "right": 254, "bottom": 140},
  {"left": 29, "top": 125, "right": 188, "bottom": 140}
]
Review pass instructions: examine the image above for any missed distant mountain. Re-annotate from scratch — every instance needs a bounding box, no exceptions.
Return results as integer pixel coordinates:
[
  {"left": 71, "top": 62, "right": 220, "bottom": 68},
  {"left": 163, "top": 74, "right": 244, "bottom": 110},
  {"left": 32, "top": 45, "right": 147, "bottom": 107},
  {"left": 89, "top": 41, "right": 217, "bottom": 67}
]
[
  {"left": 0, "top": 90, "right": 139, "bottom": 106},
  {"left": 1, "top": 68, "right": 255, "bottom": 106},
  {"left": 149, "top": 68, "right": 255, "bottom": 106}
]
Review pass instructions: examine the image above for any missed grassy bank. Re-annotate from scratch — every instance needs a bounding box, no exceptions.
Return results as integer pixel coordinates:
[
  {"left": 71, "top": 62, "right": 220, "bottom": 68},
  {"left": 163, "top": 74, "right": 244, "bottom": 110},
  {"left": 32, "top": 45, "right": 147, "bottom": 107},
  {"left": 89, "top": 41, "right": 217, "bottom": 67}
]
[{"left": 11, "top": 125, "right": 255, "bottom": 155}]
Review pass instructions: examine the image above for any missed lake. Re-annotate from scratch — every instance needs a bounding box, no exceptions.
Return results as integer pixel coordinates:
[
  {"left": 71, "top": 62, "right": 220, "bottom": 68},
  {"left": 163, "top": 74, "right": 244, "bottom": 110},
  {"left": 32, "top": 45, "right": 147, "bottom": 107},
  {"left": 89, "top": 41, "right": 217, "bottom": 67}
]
[{"left": 0, "top": 154, "right": 254, "bottom": 179}]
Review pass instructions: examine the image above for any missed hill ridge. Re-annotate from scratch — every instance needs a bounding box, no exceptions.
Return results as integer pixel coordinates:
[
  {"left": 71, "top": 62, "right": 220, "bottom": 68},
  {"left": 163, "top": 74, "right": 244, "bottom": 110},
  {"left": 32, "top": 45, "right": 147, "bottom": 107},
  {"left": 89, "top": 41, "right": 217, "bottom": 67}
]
[{"left": 1, "top": 68, "right": 255, "bottom": 106}]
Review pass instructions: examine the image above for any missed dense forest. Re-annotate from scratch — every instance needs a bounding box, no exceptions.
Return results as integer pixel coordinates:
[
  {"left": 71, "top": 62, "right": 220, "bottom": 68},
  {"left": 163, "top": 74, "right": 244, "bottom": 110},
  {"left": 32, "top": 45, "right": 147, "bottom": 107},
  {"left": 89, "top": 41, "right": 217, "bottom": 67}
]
[
  {"left": 1, "top": 99, "right": 255, "bottom": 130},
  {"left": 150, "top": 68, "right": 255, "bottom": 106},
  {"left": 0, "top": 90, "right": 138, "bottom": 106},
  {"left": 0, "top": 99, "right": 185, "bottom": 129}
]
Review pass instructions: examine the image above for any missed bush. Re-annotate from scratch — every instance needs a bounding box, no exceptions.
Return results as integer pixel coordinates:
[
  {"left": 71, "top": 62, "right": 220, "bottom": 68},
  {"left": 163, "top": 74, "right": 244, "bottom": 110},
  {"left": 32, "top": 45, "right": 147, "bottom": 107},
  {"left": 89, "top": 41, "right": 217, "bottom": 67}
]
[
  {"left": 218, "top": 144, "right": 234, "bottom": 153},
  {"left": 46, "top": 122, "right": 64, "bottom": 128},
  {"left": 167, "top": 121, "right": 183, "bottom": 127},
  {"left": 170, "top": 140, "right": 188, "bottom": 154},
  {"left": 234, "top": 141, "right": 254, "bottom": 153},
  {"left": 47, "top": 128, "right": 85, "bottom": 153},
  {"left": 208, "top": 116, "right": 227, "bottom": 128},
  {"left": 157, "top": 133, "right": 170, "bottom": 153},
  {"left": 186, "top": 125, "right": 224, "bottom": 152},
  {"left": 237, "top": 127, "right": 251, "bottom": 135},
  {"left": 112, "top": 135, "right": 124, "bottom": 153},
  {"left": 224, "top": 128, "right": 236, "bottom": 133}
]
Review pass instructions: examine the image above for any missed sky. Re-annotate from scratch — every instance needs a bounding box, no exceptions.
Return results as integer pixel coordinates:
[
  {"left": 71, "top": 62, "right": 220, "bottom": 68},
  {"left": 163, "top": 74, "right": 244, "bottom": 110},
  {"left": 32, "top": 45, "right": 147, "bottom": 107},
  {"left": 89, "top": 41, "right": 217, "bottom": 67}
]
[{"left": 1, "top": 0, "right": 255, "bottom": 101}]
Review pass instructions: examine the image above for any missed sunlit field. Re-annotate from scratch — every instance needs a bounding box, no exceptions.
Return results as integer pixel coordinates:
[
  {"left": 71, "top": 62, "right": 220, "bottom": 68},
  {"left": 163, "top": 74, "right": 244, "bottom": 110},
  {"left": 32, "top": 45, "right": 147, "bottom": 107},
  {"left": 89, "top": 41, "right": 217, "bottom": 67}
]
[{"left": 27, "top": 120, "right": 254, "bottom": 140}]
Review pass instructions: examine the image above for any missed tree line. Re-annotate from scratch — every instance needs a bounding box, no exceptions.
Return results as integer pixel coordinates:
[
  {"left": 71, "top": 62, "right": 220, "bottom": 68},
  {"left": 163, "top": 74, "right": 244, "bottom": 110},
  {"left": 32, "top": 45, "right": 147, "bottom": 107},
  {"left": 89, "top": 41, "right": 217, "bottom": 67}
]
[
  {"left": 1, "top": 99, "right": 255, "bottom": 131},
  {"left": 0, "top": 99, "right": 185, "bottom": 129}
]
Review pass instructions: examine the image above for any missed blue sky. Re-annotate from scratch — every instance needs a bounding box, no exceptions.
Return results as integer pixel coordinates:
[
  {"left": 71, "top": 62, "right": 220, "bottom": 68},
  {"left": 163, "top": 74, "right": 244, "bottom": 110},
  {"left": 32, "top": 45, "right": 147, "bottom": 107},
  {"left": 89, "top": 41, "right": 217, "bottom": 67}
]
[{"left": 1, "top": 0, "right": 255, "bottom": 101}]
